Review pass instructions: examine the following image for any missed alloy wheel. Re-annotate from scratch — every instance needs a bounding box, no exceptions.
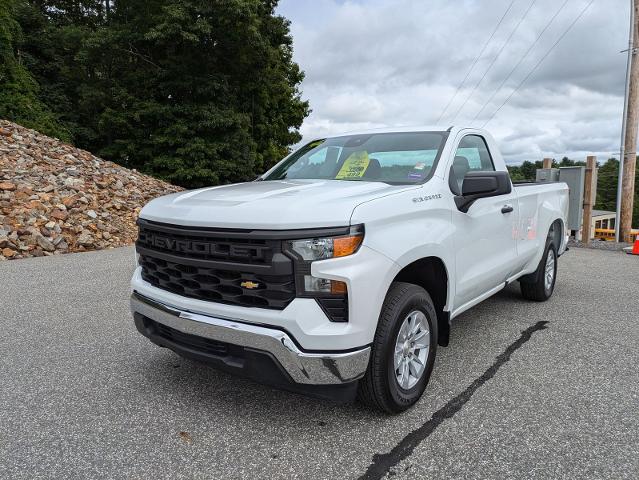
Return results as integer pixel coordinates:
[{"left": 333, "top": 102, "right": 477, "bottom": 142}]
[{"left": 393, "top": 310, "right": 430, "bottom": 390}]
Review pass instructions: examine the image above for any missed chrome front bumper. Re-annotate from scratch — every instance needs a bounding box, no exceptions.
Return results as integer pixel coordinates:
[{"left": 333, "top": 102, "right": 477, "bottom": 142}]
[{"left": 130, "top": 292, "right": 371, "bottom": 385}]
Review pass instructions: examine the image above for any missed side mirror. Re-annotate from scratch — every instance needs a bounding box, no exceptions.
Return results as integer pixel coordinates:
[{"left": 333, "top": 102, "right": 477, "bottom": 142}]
[{"left": 454, "top": 171, "right": 512, "bottom": 213}]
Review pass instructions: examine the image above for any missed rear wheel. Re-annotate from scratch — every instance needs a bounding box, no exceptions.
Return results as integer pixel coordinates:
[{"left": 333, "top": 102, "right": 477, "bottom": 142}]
[
  {"left": 358, "top": 282, "right": 438, "bottom": 413},
  {"left": 520, "top": 240, "right": 557, "bottom": 301}
]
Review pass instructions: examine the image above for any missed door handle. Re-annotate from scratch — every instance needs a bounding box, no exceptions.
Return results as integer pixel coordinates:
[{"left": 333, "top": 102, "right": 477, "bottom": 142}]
[{"left": 501, "top": 205, "right": 514, "bottom": 214}]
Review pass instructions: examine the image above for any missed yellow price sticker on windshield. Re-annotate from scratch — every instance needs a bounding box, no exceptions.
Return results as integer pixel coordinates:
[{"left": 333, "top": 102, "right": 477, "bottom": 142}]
[{"left": 335, "top": 151, "right": 370, "bottom": 179}]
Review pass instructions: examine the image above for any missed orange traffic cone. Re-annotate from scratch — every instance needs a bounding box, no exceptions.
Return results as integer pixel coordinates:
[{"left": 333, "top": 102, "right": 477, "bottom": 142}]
[{"left": 626, "top": 234, "right": 639, "bottom": 255}]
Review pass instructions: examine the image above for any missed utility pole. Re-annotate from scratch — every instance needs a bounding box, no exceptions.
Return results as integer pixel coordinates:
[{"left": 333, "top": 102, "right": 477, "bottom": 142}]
[
  {"left": 618, "top": 0, "right": 639, "bottom": 243},
  {"left": 582, "top": 156, "right": 597, "bottom": 244}
]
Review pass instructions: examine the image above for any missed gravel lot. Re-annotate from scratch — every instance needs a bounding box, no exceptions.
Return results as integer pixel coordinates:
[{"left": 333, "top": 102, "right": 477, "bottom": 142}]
[{"left": 1, "top": 247, "right": 637, "bottom": 479}]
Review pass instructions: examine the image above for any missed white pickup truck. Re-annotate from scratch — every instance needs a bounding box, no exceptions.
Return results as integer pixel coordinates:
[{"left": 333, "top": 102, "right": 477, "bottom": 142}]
[{"left": 130, "top": 126, "right": 569, "bottom": 412}]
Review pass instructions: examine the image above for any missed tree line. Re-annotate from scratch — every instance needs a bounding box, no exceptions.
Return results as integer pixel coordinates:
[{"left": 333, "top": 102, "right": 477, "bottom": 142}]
[
  {"left": 0, "top": 0, "right": 309, "bottom": 187},
  {"left": 507, "top": 157, "right": 639, "bottom": 228}
]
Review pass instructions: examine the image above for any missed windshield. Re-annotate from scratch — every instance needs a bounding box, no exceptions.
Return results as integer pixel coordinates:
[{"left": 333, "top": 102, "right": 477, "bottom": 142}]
[{"left": 264, "top": 131, "right": 448, "bottom": 184}]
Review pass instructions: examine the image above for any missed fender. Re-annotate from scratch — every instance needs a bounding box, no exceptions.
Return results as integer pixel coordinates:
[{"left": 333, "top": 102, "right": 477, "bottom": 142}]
[{"left": 351, "top": 182, "right": 456, "bottom": 312}]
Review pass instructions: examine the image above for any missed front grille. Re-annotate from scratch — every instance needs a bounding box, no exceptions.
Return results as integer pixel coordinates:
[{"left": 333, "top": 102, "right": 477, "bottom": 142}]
[
  {"left": 137, "top": 219, "right": 351, "bottom": 321},
  {"left": 139, "top": 254, "right": 296, "bottom": 309},
  {"left": 137, "top": 220, "right": 296, "bottom": 309}
]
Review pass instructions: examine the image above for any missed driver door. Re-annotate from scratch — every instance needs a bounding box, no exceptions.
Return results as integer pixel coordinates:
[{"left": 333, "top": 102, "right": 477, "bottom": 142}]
[{"left": 449, "top": 134, "right": 519, "bottom": 311}]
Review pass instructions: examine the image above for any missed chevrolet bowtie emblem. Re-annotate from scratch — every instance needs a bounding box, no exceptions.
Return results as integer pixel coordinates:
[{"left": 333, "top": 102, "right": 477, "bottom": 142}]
[{"left": 240, "top": 281, "right": 260, "bottom": 289}]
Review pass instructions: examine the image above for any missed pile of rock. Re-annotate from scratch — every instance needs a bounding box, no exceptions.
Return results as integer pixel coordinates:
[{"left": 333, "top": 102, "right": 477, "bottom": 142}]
[{"left": 0, "top": 120, "right": 183, "bottom": 260}]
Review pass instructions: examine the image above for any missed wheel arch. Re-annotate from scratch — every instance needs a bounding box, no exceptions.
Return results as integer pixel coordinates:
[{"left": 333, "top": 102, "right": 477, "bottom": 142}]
[
  {"left": 392, "top": 256, "right": 451, "bottom": 347},
  {"left": 548, "top": 218, "right": 563, "bottom": 251}
]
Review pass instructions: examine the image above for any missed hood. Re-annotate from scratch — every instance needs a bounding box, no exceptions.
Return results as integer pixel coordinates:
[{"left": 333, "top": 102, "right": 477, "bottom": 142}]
[{"left": 140, "top": 179, "right": 418, "bottom": 229}]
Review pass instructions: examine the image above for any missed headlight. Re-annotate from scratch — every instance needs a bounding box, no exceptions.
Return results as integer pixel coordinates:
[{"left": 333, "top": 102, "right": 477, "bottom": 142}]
[
  {"left": 287, "top": 225, "right": 363, "bottom": 302},
  {"left": 289, "top": 226, "right": 364, "bottom": 261}
]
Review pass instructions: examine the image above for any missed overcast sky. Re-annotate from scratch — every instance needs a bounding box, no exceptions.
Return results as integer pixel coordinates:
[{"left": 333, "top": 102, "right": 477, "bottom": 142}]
[{"left": 277, "top": 0, "right": 629, "bottom": 164}]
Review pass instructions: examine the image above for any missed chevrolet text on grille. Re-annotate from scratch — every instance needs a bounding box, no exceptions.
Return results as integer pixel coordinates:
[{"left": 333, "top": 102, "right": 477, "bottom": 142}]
[{"left": 140, "top": 232, "right": 269, "bottom": 259}]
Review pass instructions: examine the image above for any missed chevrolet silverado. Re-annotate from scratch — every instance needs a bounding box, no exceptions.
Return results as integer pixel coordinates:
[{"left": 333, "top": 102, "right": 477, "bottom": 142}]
[{"left": 130, "top": 126, "right": 569, "bottom": 413}]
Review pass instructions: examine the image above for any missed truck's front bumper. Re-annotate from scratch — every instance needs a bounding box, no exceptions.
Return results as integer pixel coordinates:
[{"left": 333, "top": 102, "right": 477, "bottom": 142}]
[{"left": 131, "top": 292, "right": 371, "bottom": 388}]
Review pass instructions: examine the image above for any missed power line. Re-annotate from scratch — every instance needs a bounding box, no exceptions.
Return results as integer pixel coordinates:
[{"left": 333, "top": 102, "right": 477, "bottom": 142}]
[
  {"left": 482, "top": 0, "right": 596, "bottom": 127},
  {"left": 471, "top": 0, "right": 572, "bottom": 124},
  {"left": 435, "top": 0, "right": 517, "bottom": 124},
  {"left": 449, "top": 0, "right": 539, "bottom": 124}
]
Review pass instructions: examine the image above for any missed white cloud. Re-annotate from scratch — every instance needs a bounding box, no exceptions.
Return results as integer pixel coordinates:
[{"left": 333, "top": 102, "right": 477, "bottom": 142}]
[{"left": 278, "top": 0, "right": 629, "bottom": 163}]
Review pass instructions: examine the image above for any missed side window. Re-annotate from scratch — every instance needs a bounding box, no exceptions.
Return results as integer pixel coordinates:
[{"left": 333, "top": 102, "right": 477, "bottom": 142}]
[
  {"left": 449, "top": 135, "right": 495, "bottom": 194},
  {"left": 456, "top": 135, "right": 495, "bottom": 172}
]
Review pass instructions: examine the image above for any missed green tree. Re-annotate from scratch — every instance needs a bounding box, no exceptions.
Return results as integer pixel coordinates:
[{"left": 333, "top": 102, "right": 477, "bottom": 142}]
[
  {"left": 14, "top": 0, "right": 104, "bottom": 146},
  {"left": 14, "top": 0, "right": 309, "bottom": 188},
  {"left": 558, "top": 156, "right": 585, "bottom": 168},
  {"left": 506, "top": 164, "right": 524, "bottom": 181},
  {"left": 0, "top": 0, "right": 68, "bottom": 140},
  {"left": 519, "top": 161, "right": 537, "bottom": 180}
]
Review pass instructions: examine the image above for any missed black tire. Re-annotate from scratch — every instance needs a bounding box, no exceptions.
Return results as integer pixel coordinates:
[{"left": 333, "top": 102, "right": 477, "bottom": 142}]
[
  {"left": 358, "top": 282, "right": 438, "bottom": 413},
  {"left": 520, "top": 240, "right": 557, "bottom": 302}
]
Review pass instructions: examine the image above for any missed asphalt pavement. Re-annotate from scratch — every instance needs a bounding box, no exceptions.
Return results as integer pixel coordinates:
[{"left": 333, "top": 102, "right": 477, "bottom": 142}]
[{"left": 1, "top": 246, "right": 637, "bottom": 479}]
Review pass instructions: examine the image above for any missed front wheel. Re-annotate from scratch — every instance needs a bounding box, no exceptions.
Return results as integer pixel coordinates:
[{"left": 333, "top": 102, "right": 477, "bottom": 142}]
[
  {"left": 520, "top": 240, "right": 557, "bottom": 301},
  {"left": 358, "top": 282, "right": 438, "bottom": 413}
]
